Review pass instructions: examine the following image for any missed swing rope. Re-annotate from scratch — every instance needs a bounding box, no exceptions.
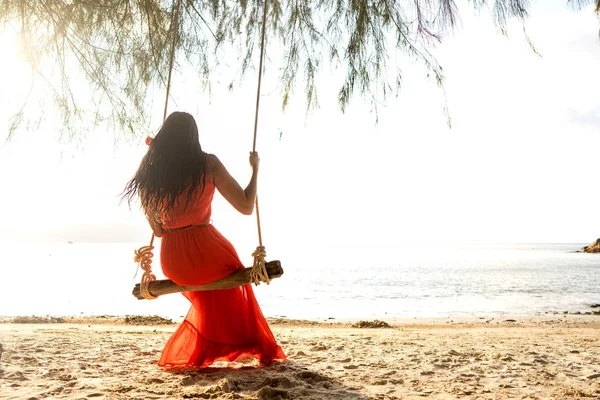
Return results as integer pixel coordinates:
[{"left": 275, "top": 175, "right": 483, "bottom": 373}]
[
  {"left": 134, "top": 0, "right": 182, "bottom": 300},
  {"left": 248, "top": 0, "right": 271, "bottom": 286},
  {"left": 134, "top": 0, "right": 272, "bottom": 299},
  {"left": 162, "top": 0, "right": 182, "bottom": 123}
]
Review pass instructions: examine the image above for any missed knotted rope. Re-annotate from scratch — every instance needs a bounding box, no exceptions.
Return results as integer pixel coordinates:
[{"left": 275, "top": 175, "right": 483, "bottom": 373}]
[
  {"left": 133, "top": 235, "right": 158, "bottom": 300},
  {"left": 249, "top": 245, "right": 270, "bottom": 285}
]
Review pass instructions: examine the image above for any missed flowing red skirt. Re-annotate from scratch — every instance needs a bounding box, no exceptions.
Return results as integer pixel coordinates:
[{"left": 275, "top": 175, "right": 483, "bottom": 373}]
[{"left": 158, "top": 225, "right": 285, "bottom": 367}]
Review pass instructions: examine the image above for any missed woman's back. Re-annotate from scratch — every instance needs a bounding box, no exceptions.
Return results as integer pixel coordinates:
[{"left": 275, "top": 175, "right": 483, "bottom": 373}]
[{"left": 160, "top": 179, "right": 216, "bottom": 229}]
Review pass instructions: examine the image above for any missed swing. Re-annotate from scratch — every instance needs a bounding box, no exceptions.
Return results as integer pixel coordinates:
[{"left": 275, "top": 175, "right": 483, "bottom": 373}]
[{"left": 131, "top": 0, "right": 282, "bottom": 300}]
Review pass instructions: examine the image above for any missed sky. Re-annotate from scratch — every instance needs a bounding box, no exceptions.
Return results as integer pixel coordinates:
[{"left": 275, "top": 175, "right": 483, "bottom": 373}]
[{"left": 0, "top": 1, "right": 599, "bottom": 252}]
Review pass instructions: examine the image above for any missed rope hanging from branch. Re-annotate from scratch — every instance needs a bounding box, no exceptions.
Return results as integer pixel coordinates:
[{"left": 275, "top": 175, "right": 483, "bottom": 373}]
[
  {"left": 135, "top": 0, "right": 182, "bottom": 300},
  {"left": 248, "top": 0, "right": 271, "bottom": 286}
]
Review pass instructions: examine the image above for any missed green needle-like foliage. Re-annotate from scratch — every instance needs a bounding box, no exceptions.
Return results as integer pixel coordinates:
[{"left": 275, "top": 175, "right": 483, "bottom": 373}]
[{"left": 1, "top": 0, "right": 598, "bottom": 138}]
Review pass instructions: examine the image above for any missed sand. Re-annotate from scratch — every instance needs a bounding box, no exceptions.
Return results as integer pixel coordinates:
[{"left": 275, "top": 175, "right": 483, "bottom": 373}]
[{"left": 1, "top": 316, "right": 600, "bottom": 399}]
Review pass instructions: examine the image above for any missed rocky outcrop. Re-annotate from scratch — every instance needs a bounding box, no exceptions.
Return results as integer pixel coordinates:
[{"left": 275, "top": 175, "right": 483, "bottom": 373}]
[{"left": 582, "top": 239, "right": 600, "bottom": 253}]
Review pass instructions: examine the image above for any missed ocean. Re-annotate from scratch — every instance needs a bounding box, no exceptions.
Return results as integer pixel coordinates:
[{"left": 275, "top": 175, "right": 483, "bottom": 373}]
[{"left": 0, "top": 241, "right": 598, "bottom": 321}]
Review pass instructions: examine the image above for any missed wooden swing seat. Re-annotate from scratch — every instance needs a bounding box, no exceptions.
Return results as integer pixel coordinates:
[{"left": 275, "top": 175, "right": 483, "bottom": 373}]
[{"left": 132, "top": 260, "right": 283, "bottom": 299}]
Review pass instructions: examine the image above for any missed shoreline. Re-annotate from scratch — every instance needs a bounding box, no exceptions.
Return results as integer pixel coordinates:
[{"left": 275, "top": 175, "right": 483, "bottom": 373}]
[{"left": 1, "top": 313, "right": 598, "bottom": 327}]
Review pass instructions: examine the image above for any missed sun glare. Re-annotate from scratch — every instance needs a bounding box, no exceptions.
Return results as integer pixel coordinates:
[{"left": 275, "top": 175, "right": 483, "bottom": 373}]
[
  {"left": 0, "top": 29, "right": 33, "bottom": 110},
  {"left": 0, "top": 28, "right": 40, "bottom": 143},
  {"left": 0, "top": 29, "right": 24, "bottom": 84}
]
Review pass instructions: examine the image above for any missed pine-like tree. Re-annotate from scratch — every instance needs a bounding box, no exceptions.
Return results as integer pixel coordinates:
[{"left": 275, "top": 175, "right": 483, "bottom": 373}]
[{"left": 1, "top": 0, "right": 598, "bottom": 137}]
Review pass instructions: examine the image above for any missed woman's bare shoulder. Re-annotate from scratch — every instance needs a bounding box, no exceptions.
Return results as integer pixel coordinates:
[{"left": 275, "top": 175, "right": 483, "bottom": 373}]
[
  {"left": 205, "top": 153, "right": 223, "bottom": 177},
  {"left": 205, "top": 153, "right": 218, "bottom": 162}
]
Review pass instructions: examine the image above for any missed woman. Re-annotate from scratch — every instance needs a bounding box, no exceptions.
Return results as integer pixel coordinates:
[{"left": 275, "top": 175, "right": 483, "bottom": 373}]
[{"left": 123, "top": 111, "right": 285, "bottom": 368}]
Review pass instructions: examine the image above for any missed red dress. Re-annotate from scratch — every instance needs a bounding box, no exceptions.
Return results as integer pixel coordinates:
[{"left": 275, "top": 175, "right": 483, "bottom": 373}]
[{"left": 157, "top": 178, "right": 285, "bottom": 367}]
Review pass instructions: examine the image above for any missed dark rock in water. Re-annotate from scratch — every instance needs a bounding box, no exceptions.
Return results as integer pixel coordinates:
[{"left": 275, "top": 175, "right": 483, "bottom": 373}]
[
  {"left": 591, "top": 304, "right": 600, "bottom": 308},
  {"left": 581, "top": 238, "right": 600, "bottom": 253}
]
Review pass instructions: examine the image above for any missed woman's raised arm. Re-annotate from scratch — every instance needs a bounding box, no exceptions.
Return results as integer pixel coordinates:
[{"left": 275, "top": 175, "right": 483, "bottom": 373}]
[{"left": 207, "top": 152, "right": 259, "bottom": 215}]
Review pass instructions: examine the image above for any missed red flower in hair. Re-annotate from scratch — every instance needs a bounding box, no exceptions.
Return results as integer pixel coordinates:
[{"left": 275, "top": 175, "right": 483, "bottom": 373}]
[{"left": 145, "top": 135, "right": 153, "bottom": 146}]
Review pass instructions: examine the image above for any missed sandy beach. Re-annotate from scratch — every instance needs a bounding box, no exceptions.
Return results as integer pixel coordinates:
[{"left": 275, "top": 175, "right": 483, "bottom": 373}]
[{"left": 1, "top": 316, "right": 599, "bottom": 399}]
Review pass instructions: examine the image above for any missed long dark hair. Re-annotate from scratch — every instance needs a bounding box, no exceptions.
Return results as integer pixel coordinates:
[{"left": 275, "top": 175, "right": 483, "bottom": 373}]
[{"left": 122, "top": 112, "right": 208, "bottom": 218}]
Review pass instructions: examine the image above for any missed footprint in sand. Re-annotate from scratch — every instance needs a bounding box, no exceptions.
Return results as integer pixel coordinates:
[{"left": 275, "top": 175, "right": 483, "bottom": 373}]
[
  {"left": 295, "top": 370, "right": 332, "bottom": 384},
  {"left": 216, "top": 378, "right": 240, "bottom": 393},
  {"left": 6, "top": 371, "right": 28, "bottom": 381},
  {"left": 566, "top": 362, "right": 583, "bottom": 370},
  {"left": 199, "top": 378, "right": 239, "bottom": 395},
  {"left": 181, "top": 376, "right": 199, "bottom": 386},
  {"left": 22, "top": 356, "right": 39, "bottom": 364},
  {"left": 371, "top": 379, "right": 388, "bottom": 385},
  {"left": 563, "top": 371, "right": 580, "bottom": 377},
  {"left": 44, "top": 386, "right": 69, "bottom": 397},
  {"left": 261, "top": 376, "right": 297, "bottom": 389},
  {"left": 519, "top": 362, "right": 534, "bottom": 366},
  {"left": 257, "top": 386, "right": 289, "bottom": 400},
  {"left": 41, "top": 368, "right": 66, "bottom": 378}
]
